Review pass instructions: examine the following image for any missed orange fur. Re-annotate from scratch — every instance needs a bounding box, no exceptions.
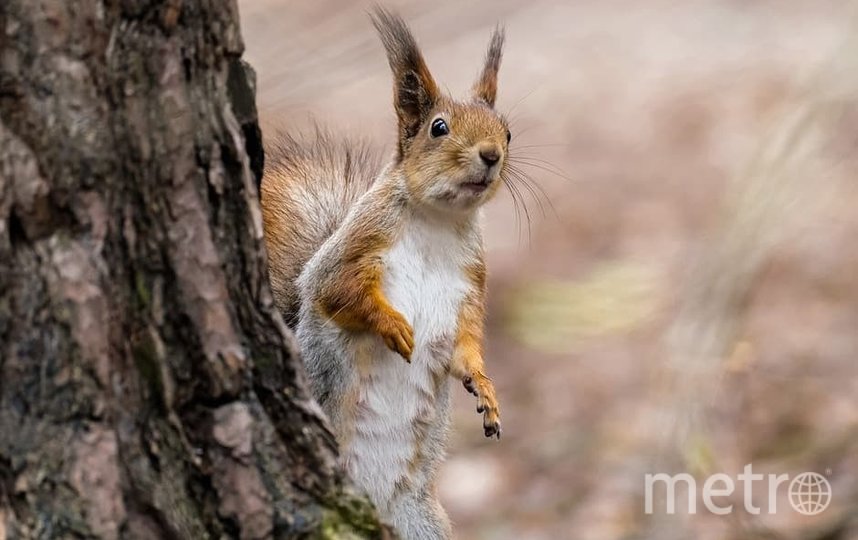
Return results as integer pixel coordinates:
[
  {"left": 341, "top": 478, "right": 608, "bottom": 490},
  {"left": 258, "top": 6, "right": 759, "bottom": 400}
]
[{"left": 314, "top": 183, "right": 415, "bottom": 361}]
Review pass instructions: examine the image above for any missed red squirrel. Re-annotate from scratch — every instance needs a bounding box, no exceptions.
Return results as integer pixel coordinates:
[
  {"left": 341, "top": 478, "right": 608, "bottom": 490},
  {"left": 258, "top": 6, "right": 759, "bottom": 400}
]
[{"left": 262, "top": 8, "right": 509, "bottom": 538}]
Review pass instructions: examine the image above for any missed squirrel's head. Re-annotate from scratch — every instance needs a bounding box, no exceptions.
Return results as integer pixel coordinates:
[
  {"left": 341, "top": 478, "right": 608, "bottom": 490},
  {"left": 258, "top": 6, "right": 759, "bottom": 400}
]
[{"left": 371, "top": 8, "right": 509, "bottom": 214}]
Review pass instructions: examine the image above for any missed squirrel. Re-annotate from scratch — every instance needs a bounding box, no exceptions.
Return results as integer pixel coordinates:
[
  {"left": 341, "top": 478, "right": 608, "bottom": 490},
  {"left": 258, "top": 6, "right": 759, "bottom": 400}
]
[{"left": 261, "top": 7, "right": 509, "bottom": 539}]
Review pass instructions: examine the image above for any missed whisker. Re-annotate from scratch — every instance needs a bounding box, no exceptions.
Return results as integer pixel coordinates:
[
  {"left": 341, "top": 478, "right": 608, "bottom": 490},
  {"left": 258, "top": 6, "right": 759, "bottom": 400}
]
[
  {"left": 512, "top": 143, "right": 573, "bottom": 150},
  {"left": 501, "top": 179, "right": 524, "bottom": 243},
  {"left": 505, "top": 166, "right": 555, "bottom": 220},
  {"left": 509, "top": 164, "right": 561, "bottom": 222},
  {"left": 502, "top": 175, "right": 533, "bottom": 244},
  {"left": 508, "top": 153, "right": 568, "bottom": 171},
  {"left": 505, "top": 167, "right": 546, "bottom": 218},
  {"left": 507, "top": 125, "right": 537, "bottom": 141},
  {"left": 510, "top": 154, "right": 565, "bottom": 166},
  {"left": 507, "top": 157, "right": 573, "bottom": 182},
  {"left": 504, "top": 85, "right": 540, "bottom": 119},
  {"left": 506, "top": 163, "right": 553, "bottom": 199}
]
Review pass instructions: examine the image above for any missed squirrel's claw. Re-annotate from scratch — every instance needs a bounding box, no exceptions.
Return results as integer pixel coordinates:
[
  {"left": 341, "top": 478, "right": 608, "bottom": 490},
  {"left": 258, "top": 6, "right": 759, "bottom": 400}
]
[
  {"left": 484, "top": 419, "right": 501, "bottom": 439},
  {"left": 462, "top": 374, "right": 501, "bottom": 440},
  {"left": 462, "top": 376, "right": 479, "bottom": 396},
  {"left": 481, "top": 403, "right": 501, "bottom": 440}
]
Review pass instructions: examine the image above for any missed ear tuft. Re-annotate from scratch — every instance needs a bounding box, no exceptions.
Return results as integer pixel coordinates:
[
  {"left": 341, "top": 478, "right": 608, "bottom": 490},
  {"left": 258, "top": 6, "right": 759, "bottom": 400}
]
[
  {"left": 370, "top": 6, "right": 440, "bottom": 157},
  {"left": 473, "top": 26, "right": 505, "bottom": 107}
]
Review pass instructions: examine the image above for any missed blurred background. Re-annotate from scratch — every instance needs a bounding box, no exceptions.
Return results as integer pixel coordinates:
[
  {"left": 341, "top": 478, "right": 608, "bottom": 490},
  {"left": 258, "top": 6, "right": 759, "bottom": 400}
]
[{"left": 239, "top": 1, "right": 858, "bottom": 538}]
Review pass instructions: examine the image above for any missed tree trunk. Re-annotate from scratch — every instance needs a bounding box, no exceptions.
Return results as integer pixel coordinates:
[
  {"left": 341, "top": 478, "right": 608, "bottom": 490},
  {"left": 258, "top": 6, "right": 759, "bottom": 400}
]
[{"left": 0, "top": 1, "right": 383, "bottom": 538}]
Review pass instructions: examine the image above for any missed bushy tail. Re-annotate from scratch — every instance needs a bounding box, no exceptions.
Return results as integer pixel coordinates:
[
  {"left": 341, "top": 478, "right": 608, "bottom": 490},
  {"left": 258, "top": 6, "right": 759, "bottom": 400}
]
[{"left": 261, "top": 129, "right": 381, "bottom": 325}]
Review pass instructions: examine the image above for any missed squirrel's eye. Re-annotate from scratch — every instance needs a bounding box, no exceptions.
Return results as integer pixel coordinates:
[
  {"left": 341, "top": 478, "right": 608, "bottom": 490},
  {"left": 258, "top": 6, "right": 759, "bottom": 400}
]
[
  {"left": 506, "top": 130, "right": 512, "bottom": 144},
  {"left": 430, "top": 118, "right": 449, "bottom": 138}
]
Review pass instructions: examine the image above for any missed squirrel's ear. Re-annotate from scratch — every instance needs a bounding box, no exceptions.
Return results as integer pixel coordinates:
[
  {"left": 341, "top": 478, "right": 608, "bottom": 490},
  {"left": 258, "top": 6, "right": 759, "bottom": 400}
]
[
  {"left": 371, "top": 7, "right": 439, "bottom": 152},
  {"left": 472, "top": 26, "right": 505, "bottom": 107}
]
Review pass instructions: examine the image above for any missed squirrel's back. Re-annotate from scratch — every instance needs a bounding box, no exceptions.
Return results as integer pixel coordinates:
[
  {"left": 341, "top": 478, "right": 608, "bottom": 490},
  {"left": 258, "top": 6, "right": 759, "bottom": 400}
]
[{"left": 261, "top": 130, "right": 382, "bottom": 325}]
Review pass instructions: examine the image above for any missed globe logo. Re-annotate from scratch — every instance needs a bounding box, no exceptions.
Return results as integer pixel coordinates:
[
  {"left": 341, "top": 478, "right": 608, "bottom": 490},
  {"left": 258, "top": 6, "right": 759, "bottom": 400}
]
[{"left": 788, "top": 472, "right": 832, "bottom": 516}]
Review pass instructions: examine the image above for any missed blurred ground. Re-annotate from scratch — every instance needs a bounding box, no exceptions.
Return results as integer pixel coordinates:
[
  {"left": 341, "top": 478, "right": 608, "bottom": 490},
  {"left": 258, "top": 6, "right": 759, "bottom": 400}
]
[{"left": 239, "top": 1, "right": 858, "bottom": 538}]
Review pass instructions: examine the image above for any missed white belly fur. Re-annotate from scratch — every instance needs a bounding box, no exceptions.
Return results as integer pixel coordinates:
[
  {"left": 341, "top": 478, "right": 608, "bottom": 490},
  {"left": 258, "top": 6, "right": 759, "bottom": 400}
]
[{"left": 343, "top": 216, "right": 470, "bottom": 509}]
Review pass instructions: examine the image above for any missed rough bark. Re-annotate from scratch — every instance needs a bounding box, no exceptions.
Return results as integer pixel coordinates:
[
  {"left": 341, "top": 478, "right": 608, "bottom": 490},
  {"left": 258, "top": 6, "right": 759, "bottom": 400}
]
[{"left": 0, "top": 1, "right": 383, "bottom": 538}]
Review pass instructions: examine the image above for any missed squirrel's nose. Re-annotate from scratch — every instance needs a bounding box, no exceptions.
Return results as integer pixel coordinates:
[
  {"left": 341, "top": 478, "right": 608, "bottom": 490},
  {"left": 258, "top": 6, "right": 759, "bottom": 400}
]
[{"left": 478, "top": 144, "right": 501, "bottom": 167}]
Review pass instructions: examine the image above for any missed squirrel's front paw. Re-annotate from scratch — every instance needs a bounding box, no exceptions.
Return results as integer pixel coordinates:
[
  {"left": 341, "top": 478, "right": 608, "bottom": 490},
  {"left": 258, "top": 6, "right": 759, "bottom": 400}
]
[
  {"left": 376, "top": 309, "right": 414, "bottom": 362},
  {"left": 462, "top": 374, "right": 501, "bottom": 439}
]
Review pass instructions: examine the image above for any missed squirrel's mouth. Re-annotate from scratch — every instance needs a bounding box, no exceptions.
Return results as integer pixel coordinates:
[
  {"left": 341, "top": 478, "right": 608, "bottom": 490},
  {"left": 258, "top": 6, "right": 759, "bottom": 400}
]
[{"left": 460, "top": 178, "right": 493, "bottom": 194}]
